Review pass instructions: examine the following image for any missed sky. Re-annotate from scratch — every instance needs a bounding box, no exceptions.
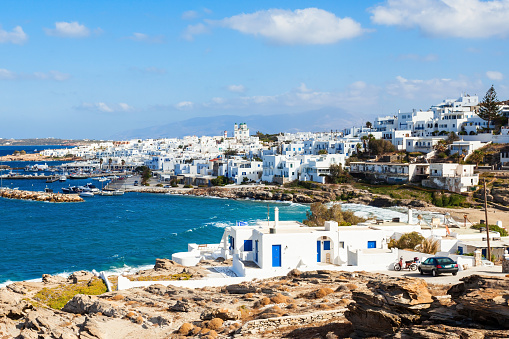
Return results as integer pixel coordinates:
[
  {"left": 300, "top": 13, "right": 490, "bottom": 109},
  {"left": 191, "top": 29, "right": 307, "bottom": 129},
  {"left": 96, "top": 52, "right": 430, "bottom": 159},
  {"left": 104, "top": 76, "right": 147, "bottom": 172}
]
[{"left": 1, "top": 0, "right": 508, "bottom": 140}]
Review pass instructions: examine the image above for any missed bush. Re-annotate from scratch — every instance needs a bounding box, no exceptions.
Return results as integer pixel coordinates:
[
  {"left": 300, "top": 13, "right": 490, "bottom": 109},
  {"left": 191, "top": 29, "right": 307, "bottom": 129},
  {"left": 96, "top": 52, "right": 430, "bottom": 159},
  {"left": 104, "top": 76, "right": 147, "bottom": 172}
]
[
  {"left": 183, "top": 184, "right": 193, "bottom": 188},
  {"left": 388, "top": 232, "right": 424, "bottom": 250},
  {"left": 303, "top": 202, "right": 366, "bottom": 226},
  {"left": 33, "top": 277, "right": 107, "bottom": 309},
  {"left": 471, "top": 223, "right": 508, "bottom": 236}
]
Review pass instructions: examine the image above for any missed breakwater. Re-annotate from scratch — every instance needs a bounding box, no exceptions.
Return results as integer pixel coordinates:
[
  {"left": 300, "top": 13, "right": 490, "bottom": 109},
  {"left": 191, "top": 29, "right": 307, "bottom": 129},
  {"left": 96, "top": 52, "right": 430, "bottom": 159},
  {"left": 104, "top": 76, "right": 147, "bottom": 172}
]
[{"left": 0, "top": 188, "right": 83, "bottom": 202}]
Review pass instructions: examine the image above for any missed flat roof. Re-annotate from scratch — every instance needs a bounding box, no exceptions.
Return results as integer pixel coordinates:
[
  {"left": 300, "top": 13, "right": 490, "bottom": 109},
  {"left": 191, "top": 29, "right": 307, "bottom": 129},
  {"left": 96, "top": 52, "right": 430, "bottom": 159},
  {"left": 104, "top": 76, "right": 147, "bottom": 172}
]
[{"left": 459, "top": 238, "right": 509, "bottom": 248}]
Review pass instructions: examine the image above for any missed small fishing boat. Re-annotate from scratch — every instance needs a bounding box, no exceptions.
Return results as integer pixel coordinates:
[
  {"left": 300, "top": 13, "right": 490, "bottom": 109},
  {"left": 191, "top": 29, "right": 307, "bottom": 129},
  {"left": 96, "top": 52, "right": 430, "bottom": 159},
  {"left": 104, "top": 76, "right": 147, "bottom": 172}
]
[
  {"left": 79, "top": 191, "right": 94, "bottom": 197},
  {"left": 112, "top": 190, "right": 124, "bottom": 196},
  {"left": 98, "top": 190, "right": 113, "bottom": 196}
]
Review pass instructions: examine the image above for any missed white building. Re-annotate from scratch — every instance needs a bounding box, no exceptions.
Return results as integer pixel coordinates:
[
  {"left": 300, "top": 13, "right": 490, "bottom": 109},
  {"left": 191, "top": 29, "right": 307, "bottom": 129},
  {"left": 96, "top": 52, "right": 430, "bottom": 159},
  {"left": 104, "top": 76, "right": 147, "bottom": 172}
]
[
  {"left": 234, "top": 123, "right": 250, "bottom": 141},
  {"left": 422, "top": 163, "right": 478, "bottom": 193}
]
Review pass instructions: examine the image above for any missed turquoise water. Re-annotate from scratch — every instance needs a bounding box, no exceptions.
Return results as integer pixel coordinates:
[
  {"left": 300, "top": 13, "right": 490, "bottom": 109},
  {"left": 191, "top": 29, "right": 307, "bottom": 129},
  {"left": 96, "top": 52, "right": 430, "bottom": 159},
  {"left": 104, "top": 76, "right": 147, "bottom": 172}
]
[{"left": 0, "top": 188, "right": 309, "bottom": 285}]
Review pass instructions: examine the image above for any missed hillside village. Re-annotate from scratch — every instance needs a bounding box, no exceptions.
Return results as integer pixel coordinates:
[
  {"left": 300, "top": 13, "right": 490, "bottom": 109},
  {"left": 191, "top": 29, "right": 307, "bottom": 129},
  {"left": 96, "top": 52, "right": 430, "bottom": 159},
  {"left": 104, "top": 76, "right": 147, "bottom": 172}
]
[{"left": 16, "top": 92, "right": 507, "bottom": 197}]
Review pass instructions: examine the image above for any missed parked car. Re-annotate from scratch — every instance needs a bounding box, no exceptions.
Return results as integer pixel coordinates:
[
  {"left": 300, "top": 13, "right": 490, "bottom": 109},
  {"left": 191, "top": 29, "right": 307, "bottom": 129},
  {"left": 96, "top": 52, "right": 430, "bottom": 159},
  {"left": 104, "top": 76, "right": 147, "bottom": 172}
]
[{"left": 418, "top": 257, "right": 458, "bottom": 276}]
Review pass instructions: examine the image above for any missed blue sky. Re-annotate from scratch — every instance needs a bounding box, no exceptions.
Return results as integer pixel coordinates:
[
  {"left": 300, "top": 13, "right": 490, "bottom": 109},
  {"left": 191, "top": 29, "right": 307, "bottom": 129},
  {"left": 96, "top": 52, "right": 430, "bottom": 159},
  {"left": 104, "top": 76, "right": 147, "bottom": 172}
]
[{"left": 1, "top": 0, "right": 508, "bottom": 139}]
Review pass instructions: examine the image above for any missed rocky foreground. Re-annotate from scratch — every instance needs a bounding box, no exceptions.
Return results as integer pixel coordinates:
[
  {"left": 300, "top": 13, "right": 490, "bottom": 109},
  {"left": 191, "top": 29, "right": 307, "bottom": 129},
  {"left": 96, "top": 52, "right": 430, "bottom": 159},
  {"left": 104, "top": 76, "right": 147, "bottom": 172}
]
[{"left": 1, "top": 261, "right": 508, "bottom": 338}]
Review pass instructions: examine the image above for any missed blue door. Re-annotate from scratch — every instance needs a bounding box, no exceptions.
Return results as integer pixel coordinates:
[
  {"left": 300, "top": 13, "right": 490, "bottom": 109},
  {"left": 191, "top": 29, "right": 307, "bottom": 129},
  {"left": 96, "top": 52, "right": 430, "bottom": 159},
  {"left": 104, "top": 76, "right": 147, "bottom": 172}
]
[
  {"left": 367, "top": 241, "right": 376, "bottom": 249},
  {"left": 317, "top": 241, "right": 321, "bottom": 262},
  {"left": 272, "top": 245, "right": 281, "bottom": 267},
  {"left": 255, "top": 240, "right": 259, "bottom": 262}
]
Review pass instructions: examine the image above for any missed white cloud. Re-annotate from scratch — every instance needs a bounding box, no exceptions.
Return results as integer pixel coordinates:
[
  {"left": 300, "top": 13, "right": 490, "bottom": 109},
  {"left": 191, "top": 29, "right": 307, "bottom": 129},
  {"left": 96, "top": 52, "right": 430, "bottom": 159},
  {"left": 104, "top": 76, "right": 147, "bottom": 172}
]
[
  {"left": 0, "top": 69, "right": 70, "bottom": 81},
  {"left": 370, "top": 0, "right": 509, "bottom": 38},
  {"left": 386, "top": 75, "right": 483, "bottom": 100},
  {"left": 127, "top": 32, "right": 164, "bottom": 43},
  {"left": 45, "top": 21, "right": 91, "bottom": 38},
  {"left": 175, "top": 101, "right": 194, "bottom": 110},
  {"left": 182, "top": 10, "right": 199, "bottom": 20},
  {"left": 486, "top": 71, "right": 503, "bottom": 80},
  {"left": 0, "top": 69, "right": 17, "bottom": 80},
  {"left": 0, "top": 25, "right": 27, "bottom": 44},
  {"left": 182, "top": 23, "right": 209, "bottom": 41},
  {"left": 227, "top": 84, "right": 246, "bottom": 93},
  {"left": 212, "top": 8, "right": 366, "bottom": 45},
  {"left": 78, "top": 102, "right": 134, "bottom": 113},
  {"left": 201, "top": 82, "right": 379, "bottom": 113}
]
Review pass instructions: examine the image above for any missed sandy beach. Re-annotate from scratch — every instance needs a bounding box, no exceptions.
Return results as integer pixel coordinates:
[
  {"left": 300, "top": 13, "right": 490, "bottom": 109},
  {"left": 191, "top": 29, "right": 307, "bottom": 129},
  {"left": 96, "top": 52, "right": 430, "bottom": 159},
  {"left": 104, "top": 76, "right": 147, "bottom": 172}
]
[{"left": 421, "top": 205, "right": 509, "bottom": 230}]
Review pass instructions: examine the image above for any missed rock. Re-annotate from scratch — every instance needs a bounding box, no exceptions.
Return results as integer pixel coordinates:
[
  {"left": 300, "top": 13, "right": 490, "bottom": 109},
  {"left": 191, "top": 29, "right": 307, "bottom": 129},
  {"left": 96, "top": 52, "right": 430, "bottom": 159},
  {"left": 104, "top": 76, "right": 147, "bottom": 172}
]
[
  {"left": 448, "top": 275, "right": 509, "bottom": 328},
  {"left": 0, "top": 289, "right": 30, "bottom": 320},
  {"left": 287, "top": 269, "right": 302, "bottom": 278},
  {"left": 68, "top": 271, "right": 95, "bottom": 284},
  {"left": 154, "top": 258, "right": 182, "bottom": 271},
  {"left": 345, "top": 277, "right": 433, "bottom": 335},
  {"left": 225, "top": 284, "right": 258, "bottom": 295},
  {"left": 201, "top": 308, "right": 241, "bottom": 321},
  {"left": 170, "top": 300, "right": 190, "bottom": 312},
  {"left": 62, "top": 294, "right": 125, "bottom": 318},
  {"left": 42, "top": 274, "right": 67, "bottom": 284}
]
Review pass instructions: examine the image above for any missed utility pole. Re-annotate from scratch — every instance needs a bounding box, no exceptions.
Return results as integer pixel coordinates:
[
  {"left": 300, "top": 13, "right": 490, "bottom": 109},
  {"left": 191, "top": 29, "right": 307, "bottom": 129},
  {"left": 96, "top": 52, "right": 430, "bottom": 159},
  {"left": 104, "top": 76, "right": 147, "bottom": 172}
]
[{"left": 484, "top": 180, "right": 491, "bottom": 261}]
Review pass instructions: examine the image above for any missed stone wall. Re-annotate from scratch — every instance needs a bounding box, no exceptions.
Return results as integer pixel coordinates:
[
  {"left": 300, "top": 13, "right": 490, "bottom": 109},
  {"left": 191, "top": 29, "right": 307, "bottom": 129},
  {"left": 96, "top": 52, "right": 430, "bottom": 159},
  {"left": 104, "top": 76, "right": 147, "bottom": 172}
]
[{"left": 236, "top": 308, "right": 347, "bottom": 335}]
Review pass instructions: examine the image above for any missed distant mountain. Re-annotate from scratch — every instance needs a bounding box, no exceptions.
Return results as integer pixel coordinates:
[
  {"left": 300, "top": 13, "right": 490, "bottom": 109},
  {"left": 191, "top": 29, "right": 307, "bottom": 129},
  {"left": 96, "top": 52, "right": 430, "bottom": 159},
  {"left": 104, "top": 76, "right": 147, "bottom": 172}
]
[{"left": 112, "top": 109, "right": 367, "bottom": 140}]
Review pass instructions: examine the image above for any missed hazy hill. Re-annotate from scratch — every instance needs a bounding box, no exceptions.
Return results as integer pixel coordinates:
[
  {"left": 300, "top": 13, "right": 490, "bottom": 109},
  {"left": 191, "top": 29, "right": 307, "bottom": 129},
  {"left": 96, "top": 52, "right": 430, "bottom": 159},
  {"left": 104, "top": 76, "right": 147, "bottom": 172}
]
[{"left": 112, "top": 109, "right": 366, "bottom": 139}]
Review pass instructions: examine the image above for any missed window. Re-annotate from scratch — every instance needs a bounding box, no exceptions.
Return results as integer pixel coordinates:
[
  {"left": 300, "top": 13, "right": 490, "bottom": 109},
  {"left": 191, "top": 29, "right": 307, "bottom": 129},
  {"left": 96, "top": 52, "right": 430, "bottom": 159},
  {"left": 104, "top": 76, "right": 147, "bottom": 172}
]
[{"left": 244, "top": 240, "right": 253, "bottom": 251}]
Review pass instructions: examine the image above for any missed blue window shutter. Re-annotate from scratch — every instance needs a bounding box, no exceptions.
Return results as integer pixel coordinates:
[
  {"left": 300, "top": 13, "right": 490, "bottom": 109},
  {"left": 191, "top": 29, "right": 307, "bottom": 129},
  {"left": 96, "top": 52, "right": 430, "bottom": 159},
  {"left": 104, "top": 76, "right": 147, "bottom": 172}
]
[{"left": 244, "top": 240, "right": 253, "bottom": 251}]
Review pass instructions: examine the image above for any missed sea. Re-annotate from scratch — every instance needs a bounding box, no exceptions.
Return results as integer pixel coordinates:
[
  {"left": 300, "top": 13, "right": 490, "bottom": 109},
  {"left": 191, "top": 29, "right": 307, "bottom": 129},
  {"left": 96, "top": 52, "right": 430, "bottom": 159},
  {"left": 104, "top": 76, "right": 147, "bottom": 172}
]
[{"left": 0, "top": 146, "right": 445, "bottom": 287}]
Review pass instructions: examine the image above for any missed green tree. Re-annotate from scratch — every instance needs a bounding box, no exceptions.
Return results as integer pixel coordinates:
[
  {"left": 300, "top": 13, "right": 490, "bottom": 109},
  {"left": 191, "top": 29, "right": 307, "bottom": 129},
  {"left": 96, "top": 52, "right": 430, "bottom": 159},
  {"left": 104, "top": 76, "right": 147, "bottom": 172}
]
[
  {"left": 303, "top": 203, "right": 366, "bottom": 226},
  {"left": 368, "top": 138, "right": 395, "bottom": 155},
  {"left": 478, "top": 85, "right": 501, "bottom": 131},
  {"left": 318, "top": 149, "right": 328, "bottom": 155},
  {"left": 466, "top": 150, "right": 484, "bottom": 166},
  {"left": 365, "top": 121, "right": 372, "bottom": 129},
  {"left": 224, "top": 148, "right": 238, "bottom": 157},
  {"left": 326, "top": 164, "right": 351, "bottom": 184},
  {"left": 388, "top": 232, "right": 424, "bottom": 250}
]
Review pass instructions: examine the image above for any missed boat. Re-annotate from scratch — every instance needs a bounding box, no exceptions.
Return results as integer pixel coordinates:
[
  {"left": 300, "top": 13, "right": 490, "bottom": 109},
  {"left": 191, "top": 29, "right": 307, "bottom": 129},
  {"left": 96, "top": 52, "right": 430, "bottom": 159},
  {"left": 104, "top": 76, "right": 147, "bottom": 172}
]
[
  {"left": 112, "top": 190, "right": 124, "bottom": 196},
  {"left": 44, "top": 187, "right": 53, "bottom": 193},
  {"left": 59, "top": 175, "right": 67, "bottom": 182},
  {"left": 98, "top": 190, "right": 113, "bottom": 196},
  {"left": 46, "top": 176, "right": 59, "bottom": 183},
  {"left": 84, "top": 183, "right": 100, "bottom": 193},
  {"left": 79, "top": 191, "right": 94, "bottom": 197},
  {"left": 70, "top": 174, "right": 88, "bottom": 179},
  {"left": 62, "top": 186, "right": 82, "bottom": 194}
]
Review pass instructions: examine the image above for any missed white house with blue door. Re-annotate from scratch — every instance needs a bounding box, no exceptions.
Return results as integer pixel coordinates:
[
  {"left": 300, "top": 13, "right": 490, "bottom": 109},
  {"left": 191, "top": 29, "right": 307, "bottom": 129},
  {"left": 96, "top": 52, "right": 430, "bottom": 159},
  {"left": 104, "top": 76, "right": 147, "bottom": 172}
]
[{"left": 208, "top": 207, "right": 406, "bottom": 276}]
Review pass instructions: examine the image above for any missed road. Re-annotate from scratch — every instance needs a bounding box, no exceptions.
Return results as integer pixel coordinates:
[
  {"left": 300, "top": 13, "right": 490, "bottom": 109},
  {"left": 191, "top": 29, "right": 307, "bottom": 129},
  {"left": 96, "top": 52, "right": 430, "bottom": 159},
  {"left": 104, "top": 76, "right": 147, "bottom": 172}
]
[{"left": 374, "top": 265, "right": 505, "bottom": 285}]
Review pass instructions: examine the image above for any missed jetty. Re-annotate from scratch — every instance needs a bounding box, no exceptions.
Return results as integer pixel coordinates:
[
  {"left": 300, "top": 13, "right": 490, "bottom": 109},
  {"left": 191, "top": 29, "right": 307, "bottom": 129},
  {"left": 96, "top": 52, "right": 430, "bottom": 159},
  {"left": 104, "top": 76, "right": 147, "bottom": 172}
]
[{"left": 0, "top": 188, "right": 83, "bottom": 202}]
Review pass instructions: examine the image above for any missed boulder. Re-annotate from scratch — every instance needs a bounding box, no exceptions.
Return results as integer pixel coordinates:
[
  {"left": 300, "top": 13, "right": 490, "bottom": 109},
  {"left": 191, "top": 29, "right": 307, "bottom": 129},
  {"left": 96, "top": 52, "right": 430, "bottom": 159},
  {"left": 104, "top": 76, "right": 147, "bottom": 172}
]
[
  {"left": 153, "top": 258, "right": 183, "bottom": 271},
  {"left": 42, "top": 274, "right": 67, "bottom": 284},
  {"left": 200, "top": 308, "right": 241, "bottom": 321},
  {"left": 448, "top": 275, "right": 509, "bottom": 328},
  {"left": 62, "top": 294, "right": 125, "bottom": 318},
  {"left": 68, "top": 271, "right": 95, "bottom": 284}
]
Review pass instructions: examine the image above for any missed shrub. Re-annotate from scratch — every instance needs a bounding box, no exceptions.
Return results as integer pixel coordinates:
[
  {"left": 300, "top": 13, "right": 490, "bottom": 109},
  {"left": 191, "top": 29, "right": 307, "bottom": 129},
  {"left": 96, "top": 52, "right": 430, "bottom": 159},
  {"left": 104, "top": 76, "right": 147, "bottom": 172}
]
[
  {"left": 471, "top": 223, "right": 508, "bottom": 236},
  {"left": 416, "top": 238, "right": 440, "bottom": 254},
  {"left": 304, "top": 202, "right": 366, "bottom": 226},
  {"left": 388, "top": 232, "right": 424, "bottom": 250},
  {"left": 207, "top": 318, "right": 224, "bottom": 330},
  {"left": 33, "top": 277, "right": 107, "bottom": 309},
  {"left": 179, "top": 323, "right": 194, "bottom": 335}
]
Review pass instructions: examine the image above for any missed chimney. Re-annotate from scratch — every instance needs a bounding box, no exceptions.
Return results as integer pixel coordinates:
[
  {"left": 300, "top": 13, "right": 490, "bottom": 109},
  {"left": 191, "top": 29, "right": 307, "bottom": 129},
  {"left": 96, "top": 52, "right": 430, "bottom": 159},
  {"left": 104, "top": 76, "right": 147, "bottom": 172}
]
[
  {"left": 274, "top": 207, "right": 279, "bottom": 228},
  {"left": 408, "top": 209, "right": 413, "bottom": 223}
]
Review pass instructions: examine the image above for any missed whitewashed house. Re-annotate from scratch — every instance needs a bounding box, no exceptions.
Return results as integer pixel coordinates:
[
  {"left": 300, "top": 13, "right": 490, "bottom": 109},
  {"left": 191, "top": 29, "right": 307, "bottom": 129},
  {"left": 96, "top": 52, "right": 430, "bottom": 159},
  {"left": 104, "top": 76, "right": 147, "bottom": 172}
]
[
  {"left": 422, "top": 163, "right": 478, "bottom": 193},
  {"left": 349, "top": 162, "right": 429, "bottom": 184}
]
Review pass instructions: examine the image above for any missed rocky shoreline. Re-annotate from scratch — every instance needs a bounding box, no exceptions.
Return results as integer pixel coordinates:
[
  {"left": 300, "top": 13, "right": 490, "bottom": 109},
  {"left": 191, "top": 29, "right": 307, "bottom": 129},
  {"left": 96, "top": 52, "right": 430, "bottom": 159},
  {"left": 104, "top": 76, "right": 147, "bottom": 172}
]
[
  {"left": 134, "top": 184, "right": 433, "bottom": 209},
  {"left": 1, "top": 260, "right": 508, "bottom": 338},
  {"left": 0, "top": 189, "right": 83, "bottom": 203}
]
